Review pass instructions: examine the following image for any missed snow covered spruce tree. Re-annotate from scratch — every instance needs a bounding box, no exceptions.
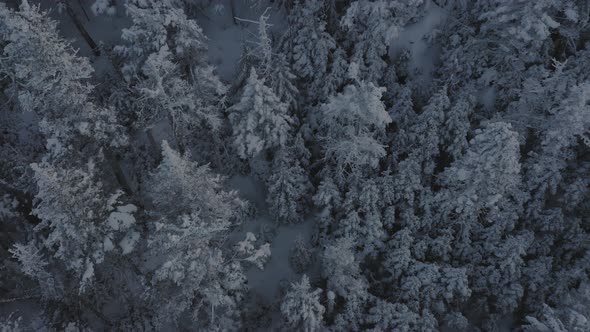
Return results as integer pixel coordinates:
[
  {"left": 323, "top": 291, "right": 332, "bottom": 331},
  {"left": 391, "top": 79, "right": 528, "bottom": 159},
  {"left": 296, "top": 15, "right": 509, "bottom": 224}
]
[
  {"left": 437, "top": 0, "right": 571, "bottom": 107},
  {"left": 433, "top": 122, "right": 530, "bottom": 327},
  {"left": 522, "top": 281, "right": 590, "bottom": 332},
  {"left": 311, "top": 69, "right": 395, "bottom": 284},
  {"left": 519, "top": 82, "right": 590, "bottom": 315},
  {"left": 340, "top": 0, "right": 424, "bottom": 82},
  {"left": 320, "top": 237, "right": 369, "bottom": 330},
  {"left": 394, "top": 86, "right": 450, "bottom": 180},
  {"left": 0, "top": 2, "right": 139, "bottom": 328},
  {"left": 229, "top": 68, "right": 293, "bottom": 163},
  {"left": 280, "top": 0, "right": 335, "bottom": 101},
  {"left": 237, "top": 8, "right": 301, "bottom": 113},
  {"left": 266, "top": 145, "right": 312, "bottom": 224},
  {"left": 280, "top": 274, "right": 325, "bottom": 332},
  {"left": 268, "top": 53, "right": 299, "bottom": 111},
  {"left": 0, "top": 0, "right": 126, "bottom": 151},
  {"left": 141, "top": 141, "right": 249, "bottom": 329},
  {"left": 315, "top": 71, "right": 391, "bottom": 185},
  {"left": 116, "top": 0, "right": 226, "bottom": 155}
]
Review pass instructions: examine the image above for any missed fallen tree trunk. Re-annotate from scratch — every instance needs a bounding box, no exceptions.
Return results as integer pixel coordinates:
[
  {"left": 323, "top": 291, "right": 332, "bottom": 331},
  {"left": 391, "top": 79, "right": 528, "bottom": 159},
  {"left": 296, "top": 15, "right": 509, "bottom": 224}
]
[{"left": 65, "top": 0, "right": 101, "bottom": 56}]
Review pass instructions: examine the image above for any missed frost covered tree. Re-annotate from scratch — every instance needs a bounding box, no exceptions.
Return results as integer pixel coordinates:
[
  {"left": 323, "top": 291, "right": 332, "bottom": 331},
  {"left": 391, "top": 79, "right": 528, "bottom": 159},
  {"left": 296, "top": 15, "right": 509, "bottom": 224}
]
[
  {"left": 143, "top": 141, "right": 249, "bottom": 329},
  {"left": 313, "top": 176, "right": 342, "bottom": 232},
  {"left": 29, "top": 159, "right": 140, "bottom": 293},
  {"left": 316, "top": 78, "right": 391, "bottom": 184},
  {"left": 129, "top": 46, "right": 223, "bottom": 151},
  {"left": 11, "top": 158, "right": 142, "bottom": 330},
  {"left": 340, "top": 0, "right": 424, "bottom": 82},
  {"left": 235, "top": 232, "right": 272, "bottom": 270},
  {"left": 395, "top": 87, "right": 449, "bottom": 179},
  {"left": 442, "top": 93, "right": 474, "bottom": 161},
  {"left": 336, "top": 179, "right": 386, "bottom": 256},
  {"left": 524, "top": 83, "right": 590, "bottom": 225},
  {"left": 9, "top": 241, "right": 60, "bottom": 300},
  {"left": 281, "top": 0, "right": 335, "bottom": 97},
  {"left": 280, "top": 275, "right": 325, "bottom": 332},
  {"left": 229, "top": 69, "right": 293, "bottom": 159},
  {"left": 365, "top": 300, "right": 420, "bottom": 332},
  {"left": 438, "top": 0, "right": 572, "bottom": 105},
  {"left": 266, "top": 148, "right": 312, "bottom": 224},
  {"left": 477, "top": 0, "right": 562, "bottom": 62},
  {"left": 321, "top": 237, "right": 370, "bottom": 330},
  {"left": 0, "top": 1, "right": 126, "bottom": 149},
  {"left": 376, "top": 228, "right": 471, "bottom": 330},
  {"left": 234, "top": 8, "right": 275, "bottom": 79},
  {"left": 522, "top": 282, "right": 590, "bottom": 332},
  {"left": 283, "top": 0, "right": 334, "bottom": 79},
  {"left": 518, "top": 82, "right": 590, "bottom": 314},
  {"left": 436, "top": 122, "right": 525, "bottom": 228},
  {"left": 91, "top": 0, "right": 116, "bottom": 16},
  {"left": 317, "top": 47, "right": 350, "bottom": 102},
  {"left": 117, "top": 0, "right": 208, "bottom": 78},
  {"left": 0, "top": 2, "right": 136, "bottom": 308},
  {"left": 0, "top": 0, "right": 130, "bottom": 211},
  {"left": 268, "top": 53, "right": 299, "bottom": 111},
  {"left": 237, "top": 9, "right": 301, "bottom": 113},
  {"left": 289, "top": 235, "right": 314, "bottom": 273},
  {"left": 434, "top": 122, "right": 530, "bottom": 321},
  {"left": 522, "top": 304, "right": 587, "bottom": 332},
  {"left": 116, "top": 0, "right": 226, "bottom": 152}
]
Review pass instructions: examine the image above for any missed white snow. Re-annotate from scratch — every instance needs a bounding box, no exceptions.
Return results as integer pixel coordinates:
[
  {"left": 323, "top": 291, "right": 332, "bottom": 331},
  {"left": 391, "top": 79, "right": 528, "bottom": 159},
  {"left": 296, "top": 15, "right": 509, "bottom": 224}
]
[
  {"left": 91, "top": 0, "right": 116, "bottom": 16},
  {"left": 244, "top": 218, "right": 315, "bottom": 302},
  {"left": 103, "top": 236, "right": 114, "bottom": 252},
  {"left": 119, "top": 230, "right": 140, "bottom": 255},
  {"left": 80, "top": 262, "right": 95, "bottom": 291},
  {"left": 117, "top": 204, "right": 138, "bottom": 214},
  {"left": 389, "top": 1, "right": 447, "bottom": 86},
  {"left": 106, "top": 204, "right": 137, "bottom": 231},
  {"left": 197, "top": 0, "right": 287, "bottom": 81},
  {"left": 228, "top": 175, "right": 317, "bottom": 304},
  {"left": 245, "top": 243, "right": 272, "bottom": 270},
  {"left": 237, "top": 232, "right": 258, "bottom": 253}
]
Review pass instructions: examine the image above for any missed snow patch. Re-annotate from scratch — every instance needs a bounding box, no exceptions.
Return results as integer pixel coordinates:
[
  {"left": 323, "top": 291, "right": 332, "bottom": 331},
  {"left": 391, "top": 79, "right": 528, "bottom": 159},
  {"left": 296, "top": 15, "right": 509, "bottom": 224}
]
[
  {"left": 80, "top": 262, "right": 95, "bottom": 292},
  {"left": 119, "top": 231, "right": 140, "bottom": 255},
  {"left": 389, "top": 1, "right": 447, "bottom": 86},
  {"left": 107, "top": 204, "right": 137, "bottom": 231}
]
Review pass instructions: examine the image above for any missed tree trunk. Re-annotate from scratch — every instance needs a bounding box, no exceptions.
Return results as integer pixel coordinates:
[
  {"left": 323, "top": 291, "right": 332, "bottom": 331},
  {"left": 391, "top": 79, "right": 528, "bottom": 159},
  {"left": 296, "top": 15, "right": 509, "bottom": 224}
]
[
  {"left": 167, "top": 114, "right": 186, "bottom": 155},
  {"left": 76, "top": 0, "right": 90, "bottom": 21},
  {"left": 65, "top": 0, "right": 101, "bottom": 56},
  {"left": 146, "top": 128, "right": 162, "bottom": 163},
  {"left": 104, "top": 148, "right": 133, "bottom": 195},
  {"left": 230, "top": 0, "right": 237, "bottom": 25}
]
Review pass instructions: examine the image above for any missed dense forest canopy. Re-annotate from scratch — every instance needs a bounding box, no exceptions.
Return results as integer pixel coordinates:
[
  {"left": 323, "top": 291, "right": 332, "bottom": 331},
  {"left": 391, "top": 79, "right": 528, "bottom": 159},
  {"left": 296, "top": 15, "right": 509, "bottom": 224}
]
[{"left": 1, "top": 0, "right": 590, "bottom": 331}]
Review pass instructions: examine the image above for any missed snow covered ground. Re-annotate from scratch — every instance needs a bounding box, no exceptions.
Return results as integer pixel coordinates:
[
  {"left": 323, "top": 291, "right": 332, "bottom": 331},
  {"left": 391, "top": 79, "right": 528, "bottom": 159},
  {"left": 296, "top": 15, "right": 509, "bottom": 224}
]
[
  {"left": 197, "top": 0, "right": 288, "bottom": 81},
  {"left": 389, "top": 1, "right": 447, "bottom": 89},
  {"left": 228, "top": 176, "right": 316, "bottom": 303}
]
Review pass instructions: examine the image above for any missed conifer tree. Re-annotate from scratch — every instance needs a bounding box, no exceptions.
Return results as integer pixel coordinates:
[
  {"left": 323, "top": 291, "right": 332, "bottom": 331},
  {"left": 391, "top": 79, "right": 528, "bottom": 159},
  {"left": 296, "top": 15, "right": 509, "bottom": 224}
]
[
  {"left": 281, "top": 275, "right": 325, "bottom": 332},
  {"left": 316, "top": 78, "right": 391, "bottom": 183},
  {"left": 143, "top": 141, "right": 248, "bottom": 329},
  {"left": 229, "top": 69, "right": 293, "bottom": 159}
]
